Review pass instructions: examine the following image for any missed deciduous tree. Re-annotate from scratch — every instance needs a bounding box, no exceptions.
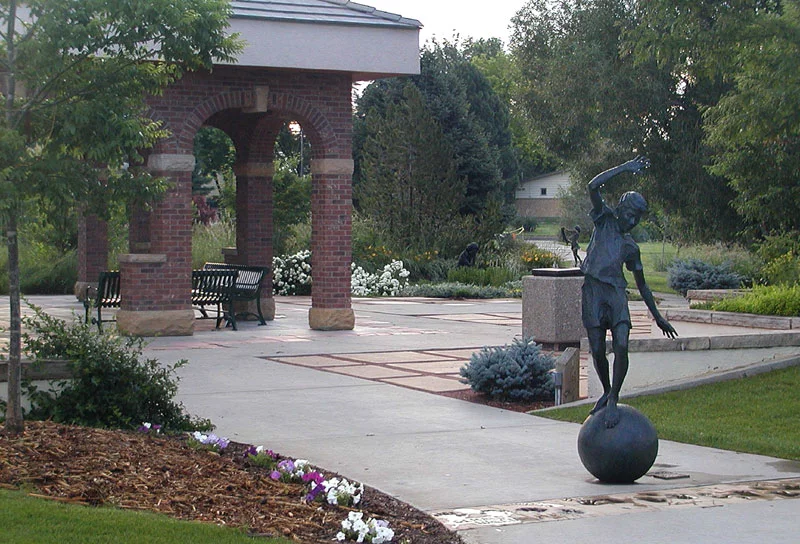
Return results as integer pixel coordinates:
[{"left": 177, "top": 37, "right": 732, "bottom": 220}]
[{"left": 0, "top": 0, "right": 240, "bottom": 433}]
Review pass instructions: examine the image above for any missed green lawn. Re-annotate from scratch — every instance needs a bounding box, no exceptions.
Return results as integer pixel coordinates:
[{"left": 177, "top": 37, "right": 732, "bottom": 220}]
[
  {"left": 529, "top": 218, "right": 562, "bottom": 238},
  {"left": 623, "top": 240, "right": 678, "bottom": 294},
  {"left": 537, "top": 365, "right": 800, "bottom": 461},
  {"left": 0, "top": 489, "right": 292, "bottom": 544}
]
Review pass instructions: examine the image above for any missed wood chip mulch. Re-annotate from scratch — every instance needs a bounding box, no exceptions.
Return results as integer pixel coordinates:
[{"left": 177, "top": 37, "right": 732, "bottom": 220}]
[{"left": 0, "top": 421, "right": 464, "bottom": 544}]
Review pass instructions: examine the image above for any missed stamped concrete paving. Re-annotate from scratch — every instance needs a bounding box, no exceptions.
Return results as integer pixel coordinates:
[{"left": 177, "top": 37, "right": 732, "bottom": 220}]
[{"left": 5, "top": 295, "right": 800, "bottom": 544}]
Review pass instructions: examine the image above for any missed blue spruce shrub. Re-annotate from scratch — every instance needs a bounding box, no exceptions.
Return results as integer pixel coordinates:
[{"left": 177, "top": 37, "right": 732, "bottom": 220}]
[
  {"left": 667, "top": 259, "right": 743, "bottom": 297},
  {"left": 460, "top": 338, "right": 555, "bottom": 402}
]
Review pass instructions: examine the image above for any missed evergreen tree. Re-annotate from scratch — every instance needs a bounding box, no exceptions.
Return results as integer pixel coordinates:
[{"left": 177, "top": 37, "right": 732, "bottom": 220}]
[{"left": 357, "top": 84, "right": 466, "bottom": 252}]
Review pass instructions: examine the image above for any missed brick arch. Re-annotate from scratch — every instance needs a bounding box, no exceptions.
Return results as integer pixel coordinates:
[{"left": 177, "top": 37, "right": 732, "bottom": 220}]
[{"left": 148, "top": 89, "right": 340, "bottom": 159}]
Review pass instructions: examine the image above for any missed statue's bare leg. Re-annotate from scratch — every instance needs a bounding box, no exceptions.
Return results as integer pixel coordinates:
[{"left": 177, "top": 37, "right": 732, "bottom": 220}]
[
  {"left": 604, "top": 322, "right": 632, "bottom": 428},
  {"left": 587, "top": 327, "right": 610, "bottom": 414}
]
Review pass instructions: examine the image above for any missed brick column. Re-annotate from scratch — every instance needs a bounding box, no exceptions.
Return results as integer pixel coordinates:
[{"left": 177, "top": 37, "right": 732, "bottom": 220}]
[
  {"left": 308, "top": 158, "right": 354, "bottom": 330},
  {"left": 232, "top": 162, "right": 275, "bottom": 321},
  {"left": 74, "top": 213, "right": 109, "bottom": 301},
  {"left": 116, "top": 153, "right": 195, "bottom": 336}
]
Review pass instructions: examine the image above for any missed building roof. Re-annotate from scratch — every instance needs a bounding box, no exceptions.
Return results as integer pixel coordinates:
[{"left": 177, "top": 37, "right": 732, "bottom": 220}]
[
  {"left": 230, "top": 0, "right": 421, "bottom": 29},
  {"left": 226, "top": 1, "right": 422, "bottom": 79}
]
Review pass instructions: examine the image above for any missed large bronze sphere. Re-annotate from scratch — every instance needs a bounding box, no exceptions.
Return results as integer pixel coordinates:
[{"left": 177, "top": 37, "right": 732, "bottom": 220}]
[{"left": 577, "top": 404, "right": 658, "bottom": 483}]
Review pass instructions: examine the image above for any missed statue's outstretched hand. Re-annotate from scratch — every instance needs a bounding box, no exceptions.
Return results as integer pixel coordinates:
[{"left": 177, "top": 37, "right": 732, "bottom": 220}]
[
  {"left": 626, "top": 156, "right": 650, "bottom": 174},
  {"left": 656, "top": 316, "right": 678, "bottom": 339}
]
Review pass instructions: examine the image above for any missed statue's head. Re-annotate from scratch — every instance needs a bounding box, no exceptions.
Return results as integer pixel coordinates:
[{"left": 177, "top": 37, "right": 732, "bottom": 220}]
[{"left": 616, "top": 191, "right": 647, "bottom": 233}]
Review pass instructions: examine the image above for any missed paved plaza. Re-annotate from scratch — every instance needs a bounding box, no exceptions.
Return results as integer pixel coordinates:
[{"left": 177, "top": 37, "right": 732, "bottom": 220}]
[{"left": 3, "top": 294, "right": 800, "bottom": 543}]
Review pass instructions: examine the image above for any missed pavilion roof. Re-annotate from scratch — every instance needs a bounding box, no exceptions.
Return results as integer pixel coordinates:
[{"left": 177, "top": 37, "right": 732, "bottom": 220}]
[{"left": 230, "top": 0, "right": 421, "bottom": 30}]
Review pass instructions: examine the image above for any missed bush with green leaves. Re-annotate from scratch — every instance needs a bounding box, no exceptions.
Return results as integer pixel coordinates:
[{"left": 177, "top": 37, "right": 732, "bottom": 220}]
[
  {"left": 708, "top": 285, "right": 800, "bottom": 317},
  {"left": 675, "top": 243, "right": 761, "bottom": 285},
  {"left": 460, "top": 338, "right": 555, "bottom": 402},
  {"left": 400, "top": 282, "right": 516, "bottom": 299},
  {"left": 760, "top": 251, "right": 800, "bottom": 286},
  {"left": 447, "top": 266, "right": 517, "bottom": 287},
  {"left": 666, "top": 259, "right": 744, "bottom": 296},
  {"left": 20, "top": 304, "right": 209, "bottom": 432}
]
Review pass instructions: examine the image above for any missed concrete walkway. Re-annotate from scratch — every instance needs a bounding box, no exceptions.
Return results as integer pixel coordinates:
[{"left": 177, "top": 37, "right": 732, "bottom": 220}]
[{"left": 5, "top": 295, "right": 800, "bottom": 543}]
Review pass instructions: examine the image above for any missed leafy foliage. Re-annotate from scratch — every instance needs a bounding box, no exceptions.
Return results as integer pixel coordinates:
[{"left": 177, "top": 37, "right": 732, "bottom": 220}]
[
  {"left": 354, "top": 39, "right": 518, "bottom": 222},
  {"left": 708, "top": 285, "right": 800, "bottom": 317},
  {"left": 400, "top": 282, "right": 517, "bottom": 299},
  {"left": 20, "top": 305, "right": 208, "bottom": 431},
  {"left": 460, "top": 337, "right": 555, "bottom": 402},
  {"left": 702, "top": 2, "right": 800, "bottom": 233},
  {"left": 447, "top": 266, "right": 518, "bottom": 287},
  {"left": 0, "top": 0, "right": 241, "bottom": 432},
  {"left": 667, "top": 259, "right": 744, "bottom": 296},
  {"left": 759, "top": 252, "right": 800, "bottom": 287},
  {"left": 356, "top": 83, "right": 467, "bottom": 253},
  {"left": 510, "top": 0, "right": 742, "bottom": 242}
]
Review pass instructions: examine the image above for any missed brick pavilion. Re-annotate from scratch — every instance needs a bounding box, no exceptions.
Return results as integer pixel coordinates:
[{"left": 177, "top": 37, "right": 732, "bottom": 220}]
[{"left": 75, "top": 1, "right": 421, "bottom": 336}]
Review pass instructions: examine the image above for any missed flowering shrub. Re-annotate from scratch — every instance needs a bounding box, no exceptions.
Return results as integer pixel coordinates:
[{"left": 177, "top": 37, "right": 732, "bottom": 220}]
[
  {"left": 322, "top": 477, "right": 364, "bottom": 507},
  {"left": 243, "top": 445, "right": 278, "bottom": 468},
  {"left": 138, "top": 422, "right": 161, "bottom": 434},
  {"left": 273, "top": 250, "right": 313, "bottom": 295},
  {"left": 268, "top": 458, "right": 322, "bottom": 484},
  {"left": 336, "top": 511, "right": 395, "bottom": 543},
  {"left": 520, "top": 246, "right": 560, "bottom": 269},
  {"left": 351, "top": 260, "right": 410, "bottom": 296},
  {"left": 189, "top": 431, "right": 230, "bottom": 452},
  {"left": 273, "top": 250, "right": 410, "bottom": 297}
]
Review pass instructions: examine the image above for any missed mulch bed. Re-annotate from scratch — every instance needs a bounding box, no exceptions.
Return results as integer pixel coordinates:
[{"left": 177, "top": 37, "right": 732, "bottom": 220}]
[
  {"left": 0, "top": 421, "right": 464, "bottom": 544},
  {"left": 439, "top": 389, "right": 554, "bottom": 413}
]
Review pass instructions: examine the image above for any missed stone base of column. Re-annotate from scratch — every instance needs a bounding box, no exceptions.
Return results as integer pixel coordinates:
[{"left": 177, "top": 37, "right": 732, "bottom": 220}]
[
  {"left": 116, "top": 310, "right": 195, "bottom": 337},
  {"left": 233, "top": 298, "right": 276, "bottom": 322},
  {"left": 73, "top": 281, "right": 97, "bottom": 302},
  {"left": 308, "top": 308, "right": 355, "bottom": 331}
]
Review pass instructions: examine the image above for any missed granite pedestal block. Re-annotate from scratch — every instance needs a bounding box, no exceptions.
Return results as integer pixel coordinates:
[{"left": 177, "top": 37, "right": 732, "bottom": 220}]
[{"left": 522, "top": 268, "right": 584, "bottom": 346}]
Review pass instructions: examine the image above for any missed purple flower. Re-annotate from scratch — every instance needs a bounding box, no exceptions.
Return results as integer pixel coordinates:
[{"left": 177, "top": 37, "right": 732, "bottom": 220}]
[
  {"left": 302, "top": 471, "right": 324, "bottom": 485},
  {"left": 270, "top": 470, "right": 281, "bottom": 480},
  {"left": 216, "top": 437, "right": 230, "bottom": 450},
  {"left": 277, "top": 459, "right": 295, "bottom": 472},
  {"left": 244, "top": 446, "right": 258, "bottom": 458},
  {"left": 304, "top": 482, "right": 325, "bottom": 503}
]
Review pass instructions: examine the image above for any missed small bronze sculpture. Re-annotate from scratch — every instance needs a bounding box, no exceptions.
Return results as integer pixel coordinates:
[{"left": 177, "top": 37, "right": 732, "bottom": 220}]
[
  {"left": 561, "top": 225, "right": 583, "bottom": 267},
  {"left": 581, "top": 156, "right": 677, "bottom": 428},
  {"left": 457, "top": 242, "right": 479, "bottom": 267}
]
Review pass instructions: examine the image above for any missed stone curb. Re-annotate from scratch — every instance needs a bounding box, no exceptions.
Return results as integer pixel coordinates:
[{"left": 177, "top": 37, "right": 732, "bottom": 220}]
[
  {"left": 534, "top": 352, "right": 800, "bottom": 413},
  {"left": 664, "top": 308, "right": 798, "bottom": 330}
]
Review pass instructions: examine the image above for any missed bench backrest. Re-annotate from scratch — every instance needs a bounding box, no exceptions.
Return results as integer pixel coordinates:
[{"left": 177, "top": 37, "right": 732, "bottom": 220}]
[
  {"left": 95, "top": 271, "right": 121, "bottom": 308},
  {"left": 191, "top": 269, "right": 238, "bottom": 304},
  {"left": 203, "top": 263, "right": 269, "bottom": 297}
]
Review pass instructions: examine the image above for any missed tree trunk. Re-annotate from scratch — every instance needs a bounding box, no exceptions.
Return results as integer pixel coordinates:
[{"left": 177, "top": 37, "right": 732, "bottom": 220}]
[
  {"left": 3, "top": 0, "right": 23, "bottom": 434},
  {"left": 5, "top": 213, "right": 24, "bottom": 434}
]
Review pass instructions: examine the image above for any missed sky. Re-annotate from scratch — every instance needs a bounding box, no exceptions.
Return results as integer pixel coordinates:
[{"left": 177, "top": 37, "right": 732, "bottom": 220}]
[{"left": 361, "top": 0, "right": 527, "bottom": 45}]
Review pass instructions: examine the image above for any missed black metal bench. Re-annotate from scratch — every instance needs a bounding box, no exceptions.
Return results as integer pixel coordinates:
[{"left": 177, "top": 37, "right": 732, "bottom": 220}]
[
  {"left": 85, "top": 269, "right": 239, "bottom": 332},
  {"left": 84, "top": 270, "right": 121, "bottom": 332},
  {"left": 202, "top": 263, "right": 270, "bottom": 325},
  {"left": 191, "top": 269, "right": 239, "bottom": 330}
]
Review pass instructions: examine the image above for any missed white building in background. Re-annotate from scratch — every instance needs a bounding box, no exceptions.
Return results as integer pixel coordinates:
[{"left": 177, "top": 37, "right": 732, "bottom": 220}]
[{"left": 515, "top": 170, "right": 571, "bottom": 218}]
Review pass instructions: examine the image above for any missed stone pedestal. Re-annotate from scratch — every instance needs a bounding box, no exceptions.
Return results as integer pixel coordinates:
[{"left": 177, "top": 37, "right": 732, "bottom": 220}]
[
  {"left": 309, "top": 308, "right": 355, "bottom": 331},
  {"left": 523, "top": 268, "right": 584, "bottom": 347},
  {"left": 554, "top": 347, "right": 581, "bottom": 404}
]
